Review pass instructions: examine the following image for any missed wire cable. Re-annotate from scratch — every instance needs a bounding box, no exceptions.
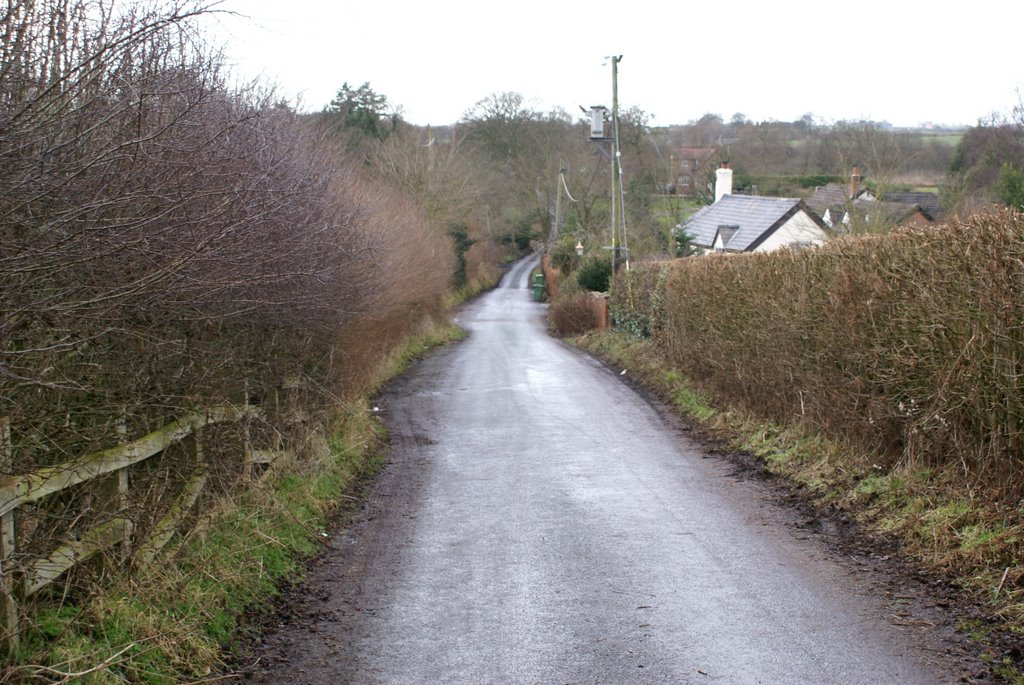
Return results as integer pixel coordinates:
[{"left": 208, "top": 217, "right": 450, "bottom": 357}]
[{"left": 559, "top": 170, "right": 578, "bottom": 203}]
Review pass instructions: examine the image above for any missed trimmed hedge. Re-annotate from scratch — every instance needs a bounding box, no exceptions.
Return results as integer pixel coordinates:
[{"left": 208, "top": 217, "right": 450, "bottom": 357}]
[{"left": 614, "top": 210, "right": 1024, "bottom": 497}]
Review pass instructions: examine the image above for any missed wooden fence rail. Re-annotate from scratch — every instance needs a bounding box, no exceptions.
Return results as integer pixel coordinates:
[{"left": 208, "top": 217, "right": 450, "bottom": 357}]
[{"left": 0, "top": 403, "right": 288, "bottom": 652}]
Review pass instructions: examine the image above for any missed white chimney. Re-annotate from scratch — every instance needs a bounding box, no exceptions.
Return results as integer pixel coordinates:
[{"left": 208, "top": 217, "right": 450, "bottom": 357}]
[{"left": 715, "top": 162, "right": 733, "bottom": 203}]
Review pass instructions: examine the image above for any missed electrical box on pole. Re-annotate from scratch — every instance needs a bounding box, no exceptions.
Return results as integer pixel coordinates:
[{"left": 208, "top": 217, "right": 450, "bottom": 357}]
[{"left": 589, "top": 106, "right": 607, "bottom": 140}]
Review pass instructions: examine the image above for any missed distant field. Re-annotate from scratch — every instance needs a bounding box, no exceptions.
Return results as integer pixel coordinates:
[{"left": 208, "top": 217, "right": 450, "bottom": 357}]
[
  {"left": 782, "top": 132, "right": 963, "bottom": 148},
  {"left": 916, "top": 133, "right": 963, "bottom": 146},
  {"left": 652, "top": 196, "right": 704, "bottom": 229}
]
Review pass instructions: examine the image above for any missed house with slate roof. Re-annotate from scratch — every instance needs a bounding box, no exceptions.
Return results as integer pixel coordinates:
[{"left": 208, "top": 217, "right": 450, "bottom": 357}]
[
  {"left": 806, "top": 166, "right": 874, "bottom": 228},
  {"left": 807, "top": 167, "right": 941, "bottom": 231},
  {"left": 881, "top": 191, "right": 943, "bottom": 221},
  {"left": 680, "top": 195, "right": 829, "bottom": 254},
  {"left": 677, "top": 164, "right": 830, "bottom": 254},
  {"left": 845, "top": 198, "right": 934, "bottom": 231}
]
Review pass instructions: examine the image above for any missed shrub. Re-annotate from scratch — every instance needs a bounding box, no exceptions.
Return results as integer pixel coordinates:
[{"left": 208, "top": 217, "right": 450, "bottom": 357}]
[
  {"left": 448, "top": 223, "right": 474, "bottom": 289},
  {"left": 577, "top": 256, "right": 612, "bottom": 292},
  {"left": 549, "top": 292, "right": 598, "bottom": 336},
  {"left": 611, "top": 264, "right": 669, "bottom": 338}
]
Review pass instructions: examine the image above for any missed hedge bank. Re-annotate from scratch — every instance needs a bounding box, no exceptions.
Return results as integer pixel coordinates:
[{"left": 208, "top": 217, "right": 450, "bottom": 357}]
[{"left": 613, "top": 209, "right": 1024, "bottom": 500}]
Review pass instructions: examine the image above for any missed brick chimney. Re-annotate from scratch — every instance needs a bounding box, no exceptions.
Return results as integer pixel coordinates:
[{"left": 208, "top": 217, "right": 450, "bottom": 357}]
[
  {"left": 849, "top": 165, "right": 860, "bottom": 198},
  {"left": 715, "top": 161, "right": 733, "bottom": 203}
]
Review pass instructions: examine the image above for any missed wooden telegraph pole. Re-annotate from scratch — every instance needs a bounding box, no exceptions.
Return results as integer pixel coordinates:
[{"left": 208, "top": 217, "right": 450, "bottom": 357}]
[{"left": 611, "top": 55, "right": 628, "bottom": 274}]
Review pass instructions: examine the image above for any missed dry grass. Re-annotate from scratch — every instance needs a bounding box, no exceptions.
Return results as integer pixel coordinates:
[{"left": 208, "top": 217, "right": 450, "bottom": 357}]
[{"left": 5, "top": 405, "right": 386, "bottom": 683}]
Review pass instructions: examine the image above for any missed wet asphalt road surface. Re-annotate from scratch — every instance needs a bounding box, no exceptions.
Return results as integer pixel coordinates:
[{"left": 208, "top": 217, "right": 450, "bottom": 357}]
[{"left": 241, "top": 257, "right": 964, "bottom": 684}]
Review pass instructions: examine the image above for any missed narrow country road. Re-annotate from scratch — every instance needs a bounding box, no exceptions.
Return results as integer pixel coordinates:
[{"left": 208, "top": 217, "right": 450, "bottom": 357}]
[{"left": 241, "top": 257, "right": 965, "bottom": 684}]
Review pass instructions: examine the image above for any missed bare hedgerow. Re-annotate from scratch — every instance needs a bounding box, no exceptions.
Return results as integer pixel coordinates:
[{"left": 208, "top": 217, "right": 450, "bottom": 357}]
[
  {"left": 642, "top": 210, "right": 1024, "bottom": 500},
  {"left": 0, "top": 0, "right": 385, "bottom": 441},
  {"left": 0, "top": 0, "right": 452, "bottom": 631},
  {"left": 330, "top": 173, "right": 456, "bottom": 397},
  {"left": 549, "top": 291, "right": 600, "bottom": 337}
]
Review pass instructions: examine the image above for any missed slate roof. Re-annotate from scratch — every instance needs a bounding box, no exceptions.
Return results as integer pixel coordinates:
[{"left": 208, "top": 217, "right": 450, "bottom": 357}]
[
  {"left": 806, "top": 182, "right": 869, "bottom": 213},
  {"left": 881, "top": 191, "right": 941, "bottom": 219},
  {"left": 849, "top": 199, "right": 929, "bottom": 226},
  {"left": 680, "top": 195, "right": 825, "bottom": 252},
  {"left": 806, "top": 183, "right": 849, "bottom": 211}
]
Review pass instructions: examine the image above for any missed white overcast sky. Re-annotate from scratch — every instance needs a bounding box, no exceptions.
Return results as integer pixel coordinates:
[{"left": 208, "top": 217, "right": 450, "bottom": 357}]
[{"left": 206, "top": 0, "right": 1023, "bottom": 128}]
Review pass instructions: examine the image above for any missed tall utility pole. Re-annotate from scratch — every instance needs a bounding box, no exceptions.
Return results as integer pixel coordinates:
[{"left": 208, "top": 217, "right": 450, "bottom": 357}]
[
  {"left": 552, "top": 162, "right": 564, "bottom": 242},
  {"left": 588, "top": 57, "right": 628, "bottom": 290},
  {"left": 609, "top": 55, "right": 628, "bottom": 275},
  {"left": 609, "top": 56, "right": 620, "bottom": 278}
]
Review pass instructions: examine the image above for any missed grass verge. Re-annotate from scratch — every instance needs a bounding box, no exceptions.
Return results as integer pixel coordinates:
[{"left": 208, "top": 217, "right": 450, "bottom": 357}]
[
  {"left": 6, "top": 406, "right": 385, "bottom": 684},
  {"left": 3, "top": 317, "right": 467, "bottom": 684},
  {"left": 575, "top": 328, "right": 1024, "bottom": 680}
]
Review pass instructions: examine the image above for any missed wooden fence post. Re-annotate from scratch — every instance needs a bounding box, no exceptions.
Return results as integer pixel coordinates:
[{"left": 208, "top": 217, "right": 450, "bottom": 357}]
[
  {"left": 1, "top": 417, "right": 18, "bottom": 653},
  {"left": 194, "top": 429, "right": 205, "bottom": 483},
  {"left": 273, "top": 388, "right": 283, "bottom": 451},
  {"left": 3, "top": 406, "right": 251, "bottom": 596},
  {"left": 114, "top": 411, "right": 133, "bottom": 554},
  {"left": 242, "top": 381, "right": 253, "bottom": 482},
  {"left": 283, "top": 375, "right": 299, "bottom": 420},
  {"left": 135, "top": 427, "right": 207, "bottom": 566}
]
